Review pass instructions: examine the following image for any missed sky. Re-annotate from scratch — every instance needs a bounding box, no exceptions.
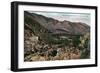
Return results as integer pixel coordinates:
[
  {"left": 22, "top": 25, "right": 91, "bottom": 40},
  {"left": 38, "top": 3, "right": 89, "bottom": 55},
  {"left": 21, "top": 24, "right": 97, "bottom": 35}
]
[{"left": 29, "top": 11, "right": 90, "bottom": 26}]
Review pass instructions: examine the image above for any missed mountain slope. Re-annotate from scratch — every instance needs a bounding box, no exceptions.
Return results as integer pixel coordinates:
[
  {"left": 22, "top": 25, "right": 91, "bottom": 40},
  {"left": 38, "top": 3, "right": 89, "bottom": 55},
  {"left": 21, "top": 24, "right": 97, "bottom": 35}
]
[{"left": 24, "top": 11, "right": 90, "bottom": 35}]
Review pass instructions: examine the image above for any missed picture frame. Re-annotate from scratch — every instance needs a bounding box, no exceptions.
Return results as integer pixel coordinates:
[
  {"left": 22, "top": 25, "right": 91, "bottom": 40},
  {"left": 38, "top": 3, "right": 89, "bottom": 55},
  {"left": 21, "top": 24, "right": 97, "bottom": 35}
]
[{"left": 11, "top": 1, "right": 98, "bottom": 72}]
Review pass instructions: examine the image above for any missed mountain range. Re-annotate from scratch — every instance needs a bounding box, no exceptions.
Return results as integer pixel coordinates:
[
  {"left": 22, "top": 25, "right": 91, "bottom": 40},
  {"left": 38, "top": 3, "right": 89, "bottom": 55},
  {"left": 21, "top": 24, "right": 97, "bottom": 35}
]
[{"left": 24, "top": 11, "right": 90, "bottom": 35}]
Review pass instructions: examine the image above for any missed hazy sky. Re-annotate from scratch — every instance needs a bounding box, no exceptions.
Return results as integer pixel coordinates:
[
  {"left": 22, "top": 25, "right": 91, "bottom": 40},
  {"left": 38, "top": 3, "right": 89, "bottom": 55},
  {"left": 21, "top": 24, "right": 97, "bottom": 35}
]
[{"left": 29, "top": 11, "right": 90, "bottom": 25}]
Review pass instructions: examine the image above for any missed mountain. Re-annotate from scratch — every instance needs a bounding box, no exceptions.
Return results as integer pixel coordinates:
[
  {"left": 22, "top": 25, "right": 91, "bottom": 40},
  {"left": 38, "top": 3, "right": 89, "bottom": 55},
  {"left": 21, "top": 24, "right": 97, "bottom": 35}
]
[
  {"left": 24, "top": 11, "right": 90, "bottom": 47},
  {"left": 24, "top": 11, "right": 90, "bottom": 35}
]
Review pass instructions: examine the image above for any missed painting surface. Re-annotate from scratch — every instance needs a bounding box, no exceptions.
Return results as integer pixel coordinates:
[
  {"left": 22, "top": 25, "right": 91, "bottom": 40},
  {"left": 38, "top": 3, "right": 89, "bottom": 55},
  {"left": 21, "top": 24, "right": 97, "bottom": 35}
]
[{"left": 24, "top": 11, "right": 90, "bottom": 62}]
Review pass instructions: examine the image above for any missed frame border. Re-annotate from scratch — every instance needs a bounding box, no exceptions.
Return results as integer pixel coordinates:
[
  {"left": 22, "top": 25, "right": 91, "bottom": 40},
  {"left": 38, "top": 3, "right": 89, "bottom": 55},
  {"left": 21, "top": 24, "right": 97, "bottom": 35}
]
[{"left": 11, "top": 1, "right": 98, "bottom": 72}]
